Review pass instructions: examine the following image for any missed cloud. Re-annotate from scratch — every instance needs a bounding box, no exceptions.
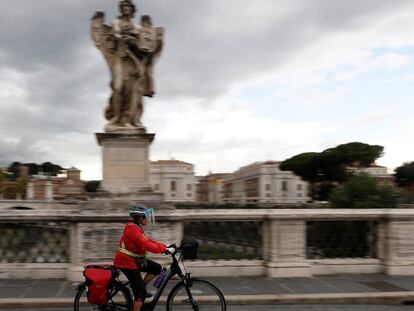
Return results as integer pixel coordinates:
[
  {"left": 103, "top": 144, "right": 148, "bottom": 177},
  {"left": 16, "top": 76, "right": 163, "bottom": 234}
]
[
  {"left": 0, "top": 137, "right": 48, "bottom": 167},
  {"left": 377, "top": 120, "right": 414, "bottom": 171},
  {"left": 1, "top": 0, "right": 414, "bottom": 179},
  {"left": 373, "top": 53, "right": 411, "bottom": 69},
  {"left": 360, "top": 111, "right": 395, "bottom": 123},
  {"left": 147, "top": 97, "right": 333, "bottom": 175}
]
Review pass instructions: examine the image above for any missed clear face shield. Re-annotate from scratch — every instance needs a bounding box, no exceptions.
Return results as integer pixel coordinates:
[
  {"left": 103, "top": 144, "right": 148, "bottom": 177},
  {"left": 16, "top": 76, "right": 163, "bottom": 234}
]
[{"left": 144, "top": 208, "right": 155, "bottom": 225}]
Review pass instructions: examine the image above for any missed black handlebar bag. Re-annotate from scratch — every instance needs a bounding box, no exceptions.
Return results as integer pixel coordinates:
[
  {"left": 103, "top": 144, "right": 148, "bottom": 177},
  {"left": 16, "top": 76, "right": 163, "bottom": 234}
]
[{"left": 181, "top": 238, "right": 199, "bottom": 260}]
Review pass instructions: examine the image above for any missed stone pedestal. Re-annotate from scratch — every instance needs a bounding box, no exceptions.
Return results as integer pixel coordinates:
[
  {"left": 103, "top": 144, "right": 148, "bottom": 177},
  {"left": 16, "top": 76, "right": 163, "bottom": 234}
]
[{"left": 96, "top": 131, "right": 162, "bottom": 200}]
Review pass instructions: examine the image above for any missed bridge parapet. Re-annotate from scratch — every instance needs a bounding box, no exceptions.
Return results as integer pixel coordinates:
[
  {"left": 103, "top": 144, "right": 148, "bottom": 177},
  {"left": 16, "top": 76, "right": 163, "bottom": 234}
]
[
  {"left": 1, "top": 206, "right": 414, "bottom": 279},
  {"left": 0, "top": 200, "right": 79, "bottom": 212}
]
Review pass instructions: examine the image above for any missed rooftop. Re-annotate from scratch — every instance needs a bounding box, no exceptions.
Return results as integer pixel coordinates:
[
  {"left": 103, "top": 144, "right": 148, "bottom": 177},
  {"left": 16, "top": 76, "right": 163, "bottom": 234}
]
[
  {"left": 151, "top": 160, "right": 194, "bottom": 166},
  {"left": 66, "top": 167, "right": 80, "bottom": 171}
]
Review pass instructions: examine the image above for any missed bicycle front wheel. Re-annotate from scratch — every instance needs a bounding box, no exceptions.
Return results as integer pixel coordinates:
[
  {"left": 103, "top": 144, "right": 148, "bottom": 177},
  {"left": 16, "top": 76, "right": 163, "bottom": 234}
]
[
  {"left": 74, "top": 281, "right": 132, "bottom": 311},
  {"left": 166, "top": 278, "right": 226, "bottom": 311}
]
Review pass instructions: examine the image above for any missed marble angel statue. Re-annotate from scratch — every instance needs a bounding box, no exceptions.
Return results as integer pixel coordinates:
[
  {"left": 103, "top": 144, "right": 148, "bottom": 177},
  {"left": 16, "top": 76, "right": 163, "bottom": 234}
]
[{"left": 91, "top": 0, "right": 164, "bottom": 131}]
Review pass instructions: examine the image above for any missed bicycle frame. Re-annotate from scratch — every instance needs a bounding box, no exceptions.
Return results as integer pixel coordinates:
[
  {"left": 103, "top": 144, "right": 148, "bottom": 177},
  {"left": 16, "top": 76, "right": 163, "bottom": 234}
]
[
  {"left": 143, "top": 252, "right": 186, "bottom": 311},
  {"left": 115, "top": 251, "right": 190, "bottom": 311}
]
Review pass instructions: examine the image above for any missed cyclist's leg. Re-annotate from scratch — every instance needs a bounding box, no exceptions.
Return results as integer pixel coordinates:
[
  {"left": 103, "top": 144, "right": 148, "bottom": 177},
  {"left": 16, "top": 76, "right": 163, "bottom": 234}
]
[
  {"left": 121, "top": 268, "right": 147, "bottom": 311},
  {"left": 142, "top": 259, "right": 162, "bottom": 284}
]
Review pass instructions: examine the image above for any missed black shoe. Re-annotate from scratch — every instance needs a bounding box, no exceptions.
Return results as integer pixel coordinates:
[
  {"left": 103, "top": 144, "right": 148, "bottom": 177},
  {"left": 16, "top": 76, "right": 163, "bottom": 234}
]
[{"left": 146, "top": 292, "right": 153, "bottom": 298}]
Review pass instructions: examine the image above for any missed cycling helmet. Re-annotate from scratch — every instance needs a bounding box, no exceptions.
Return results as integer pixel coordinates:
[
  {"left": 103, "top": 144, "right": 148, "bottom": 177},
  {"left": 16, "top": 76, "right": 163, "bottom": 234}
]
[{"left": 129, "top": 205, "right": 155, "bottom": 224}]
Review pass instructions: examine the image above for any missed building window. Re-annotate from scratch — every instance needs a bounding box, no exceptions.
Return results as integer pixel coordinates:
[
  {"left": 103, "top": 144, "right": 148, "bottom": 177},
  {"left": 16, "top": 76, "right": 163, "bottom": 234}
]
[
  {"left": 265, "top": 184, "right": 271, "bottom": 191},
  {"left": 245, "top": 178, "right": 259, "bottom": 197},
  {"left": 282, "top": 181, "right": 288, "bottom": 191},
  {"left": 266, "top": 193, "right": 271, "bottom": 197},
  {"left": 187, "top": 184, "right": 192, "bottom": 191},
  {"left": 154, "top": 184, "right": 159, "bottom": 190},
  {"left": 171, "top": 193, "right": 176, "bottom": 197},
  {"left": 170, "top": 181, "right": 176, "bottom": 191},
  {"left": 186, "top": 193, "right": 192, "bottom": 197},
  {"left": 297, "top": 184, "right": 303, "bottom": 191},
  {"left": 298, "top": 193, "right": 302, "bottom": 197},
  {"left": 224, "top": 183, "right": 233, "bottom": 198}
]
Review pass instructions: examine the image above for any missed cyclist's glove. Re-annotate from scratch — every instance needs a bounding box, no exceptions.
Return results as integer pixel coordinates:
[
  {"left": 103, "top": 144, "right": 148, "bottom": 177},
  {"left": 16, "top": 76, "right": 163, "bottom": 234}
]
[{"left": 165, "top": 245, "right": 176, "bottom": 255}]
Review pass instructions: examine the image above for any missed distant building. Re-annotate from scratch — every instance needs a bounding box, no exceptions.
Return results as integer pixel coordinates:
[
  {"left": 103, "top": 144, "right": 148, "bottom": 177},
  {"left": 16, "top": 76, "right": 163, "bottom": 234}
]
[
  {"left": 223, "top": 161, "right": 310, "bottom": 204},
  {"left": 346, "top": 163, "right": 394, "bottom": 185},
  {"left": 0, "top": 165, "right": 29, "bottom": 200},
  {"left": 196, "top": 173, "right": 231, "bottom": 203},
  {"left": 150, "top": 160, "right": 196, "bottom": 202},
  {"left": 0, "top": 180, "right": 22, "bottom": 200},
  {"left": 0, "top": 167, "right": 11, "bottom": 176},
  {"left": 26, "top": 167, "right": 86, "bottom": 201}
]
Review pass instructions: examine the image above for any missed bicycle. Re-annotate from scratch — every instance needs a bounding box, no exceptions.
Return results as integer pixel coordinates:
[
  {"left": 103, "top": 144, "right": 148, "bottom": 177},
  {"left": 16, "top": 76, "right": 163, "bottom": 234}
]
[{"left": 74, "top": 245, "right": 227, "bottom": 311}]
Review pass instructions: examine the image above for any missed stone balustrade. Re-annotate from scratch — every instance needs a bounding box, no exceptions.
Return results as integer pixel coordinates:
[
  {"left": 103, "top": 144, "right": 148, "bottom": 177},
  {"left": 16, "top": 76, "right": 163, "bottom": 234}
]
[{"left": 1, "top": 202, "right": 414, "bottom": 280}]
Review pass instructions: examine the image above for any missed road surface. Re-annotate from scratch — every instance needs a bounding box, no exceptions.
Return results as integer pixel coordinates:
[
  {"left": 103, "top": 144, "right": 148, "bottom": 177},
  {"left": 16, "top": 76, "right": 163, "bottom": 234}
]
[{"left": 7, "top": 304, "right": 414, "bottom": 311}]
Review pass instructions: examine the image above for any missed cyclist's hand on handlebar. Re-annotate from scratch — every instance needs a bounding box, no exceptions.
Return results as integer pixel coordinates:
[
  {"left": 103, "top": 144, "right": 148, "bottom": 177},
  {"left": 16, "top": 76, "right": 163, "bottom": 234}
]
[
  {"left": 165, "top": 247, "right": 176, "bottom": 255},
  {"left": 165, "top": 244, "right": 177, "bottom": 255}
]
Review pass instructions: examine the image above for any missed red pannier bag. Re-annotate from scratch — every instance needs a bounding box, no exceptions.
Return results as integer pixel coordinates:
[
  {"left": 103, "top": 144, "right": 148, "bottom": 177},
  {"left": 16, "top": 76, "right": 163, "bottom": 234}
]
[{"left": 83, "top": 264, "right": 117, "bottom": 305}]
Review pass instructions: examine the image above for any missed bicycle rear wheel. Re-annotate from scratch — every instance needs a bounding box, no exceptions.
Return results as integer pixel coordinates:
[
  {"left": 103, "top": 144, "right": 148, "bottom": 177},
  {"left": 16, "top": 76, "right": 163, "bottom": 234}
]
[
  {"left": 74, "top": 281, "right": 132, "bottom": 311},
  {"left": 166, "top": 278, "right": 226, "bottom": 311}
]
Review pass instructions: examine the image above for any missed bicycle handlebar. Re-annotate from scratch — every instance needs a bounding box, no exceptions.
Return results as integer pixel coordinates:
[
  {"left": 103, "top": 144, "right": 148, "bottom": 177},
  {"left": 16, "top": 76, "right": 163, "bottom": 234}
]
[{"left": 165, "top": 244, "right": 181, "bottom": 256}]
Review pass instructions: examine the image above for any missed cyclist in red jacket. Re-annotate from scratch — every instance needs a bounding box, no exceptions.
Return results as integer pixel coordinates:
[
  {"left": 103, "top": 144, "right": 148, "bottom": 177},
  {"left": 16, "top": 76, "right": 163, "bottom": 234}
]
[{"left": 114, "top": 205, "right": 175, "bottom": 311}]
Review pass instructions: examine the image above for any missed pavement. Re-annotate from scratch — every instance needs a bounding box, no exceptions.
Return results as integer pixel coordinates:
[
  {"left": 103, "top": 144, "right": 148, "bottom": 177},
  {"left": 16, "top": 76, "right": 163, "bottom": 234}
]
[{"left": 1, "top": 274, "right": 414, "bottom": 308}]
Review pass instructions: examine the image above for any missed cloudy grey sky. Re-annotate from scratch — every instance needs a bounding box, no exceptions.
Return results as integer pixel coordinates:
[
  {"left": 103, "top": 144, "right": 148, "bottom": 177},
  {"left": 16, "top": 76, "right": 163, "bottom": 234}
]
[{"left": 1, "top": 0, "right": 414, "bottom": 180}]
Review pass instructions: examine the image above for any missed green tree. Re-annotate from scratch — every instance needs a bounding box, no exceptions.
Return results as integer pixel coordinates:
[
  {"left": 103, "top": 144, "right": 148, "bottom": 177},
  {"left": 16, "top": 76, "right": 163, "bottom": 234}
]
[
  {"left": 279, "top": 152, "right": 320, "bottom": 182},
  {"left": 395, "top": 162, "right": 414, "bottom": 188},
  {"left": 329, "top": 173, "right": 399, "bottom": 208},
  {"left": 7, "top": 161, "right": 64, "bottom": 178},
  {"left": 280, "top": 142, "right": 384, "bottom": 199},
  {"left": 322, "top": 142, "right": 383, "bottom": 167},
  {"left": 7, "top": 162, "right": 21, "bottom": 180},
  {"left": 318, "top": 183, "right": 337, "bottom": 201},
  {"left": 40, "top": 162, "right": 64, "bottom": 176},
  {"left": 25, "top": 163, "right": 40, "bottom": 175}
]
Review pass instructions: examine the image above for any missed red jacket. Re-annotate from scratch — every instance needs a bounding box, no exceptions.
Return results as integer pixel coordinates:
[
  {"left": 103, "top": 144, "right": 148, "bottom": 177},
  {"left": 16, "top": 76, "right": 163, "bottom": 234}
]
[{"left": 113, "top": 222, "right": 167, "bottom": 270}]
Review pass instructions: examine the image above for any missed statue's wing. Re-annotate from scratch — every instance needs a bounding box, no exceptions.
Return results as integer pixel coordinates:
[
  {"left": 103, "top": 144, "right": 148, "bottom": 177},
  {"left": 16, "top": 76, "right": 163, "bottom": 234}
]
[
  {"left": 153, "top": 27, "right": 164, "bottom": 57},
  {"left": 146, "top": 27, "right": 164, "bottom": 64},
  {"left": 91, "top": 11, "right": 115, "bottom": 69}
]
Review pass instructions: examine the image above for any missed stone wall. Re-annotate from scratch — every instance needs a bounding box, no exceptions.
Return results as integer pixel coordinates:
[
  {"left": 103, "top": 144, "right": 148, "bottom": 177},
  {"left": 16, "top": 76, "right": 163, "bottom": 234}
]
[{"left": 2, "top": 203, "right": 414, "bottom": 280}]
